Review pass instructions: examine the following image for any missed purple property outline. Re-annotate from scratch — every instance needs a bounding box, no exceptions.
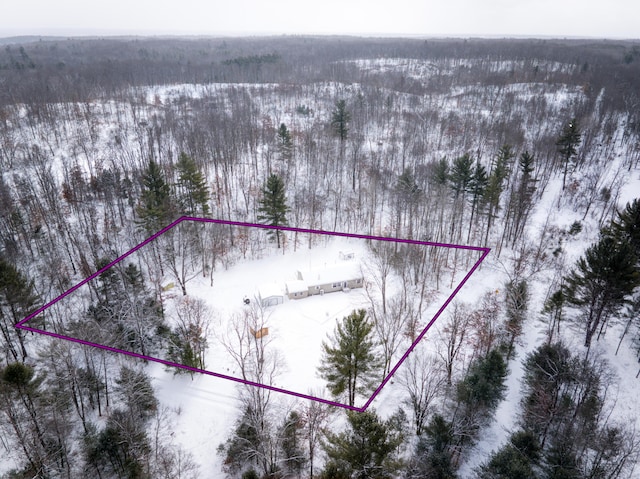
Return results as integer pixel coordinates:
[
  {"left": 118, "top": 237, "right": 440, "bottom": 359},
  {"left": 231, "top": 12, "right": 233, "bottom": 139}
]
[{"left": 16, "top": 216, "right": 490, "bottom": 412}]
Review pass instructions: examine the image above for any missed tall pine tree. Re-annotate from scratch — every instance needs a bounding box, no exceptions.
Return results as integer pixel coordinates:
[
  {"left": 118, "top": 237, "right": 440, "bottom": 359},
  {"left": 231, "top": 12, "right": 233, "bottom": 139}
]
[
  {"left": 318, "top": 309, "right": 381, "bottom": 406},
  {"left": 556, "top": 118, "right": 581, "bottom": 190},
  {"left": 257, "top": 174, "right": 289, "bottom": 248},
  {"left": 136, "top": 160, "right": 174, "bottom": 234},
  {"left": 322, "top": 409, "right": 404, "bottom": 479},
  {"left": 566, "top": 233, "right": 639, "bottom": 348},
  {"left": 175, "top": 152, "right": 210, "bottom": 217}
]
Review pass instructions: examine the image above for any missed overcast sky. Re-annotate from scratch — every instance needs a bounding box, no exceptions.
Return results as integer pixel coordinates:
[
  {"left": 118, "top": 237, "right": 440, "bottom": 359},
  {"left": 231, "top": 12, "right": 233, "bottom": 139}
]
[{"left": 1, "top": 0, "right": 638, "bottom": 39}]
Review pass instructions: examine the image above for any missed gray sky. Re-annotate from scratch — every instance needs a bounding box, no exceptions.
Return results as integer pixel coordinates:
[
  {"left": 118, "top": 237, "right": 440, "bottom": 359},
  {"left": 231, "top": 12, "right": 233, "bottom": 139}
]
[{"left": 1, "top": 0, "right": 638, "bottom": 39}]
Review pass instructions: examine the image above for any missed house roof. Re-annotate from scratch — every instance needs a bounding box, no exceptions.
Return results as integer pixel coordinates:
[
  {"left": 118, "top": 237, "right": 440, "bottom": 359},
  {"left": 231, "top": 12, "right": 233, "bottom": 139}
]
[
  {"left": 299, "top": 263, "right": 362, "bottom": 286},
  {"left": 257, "top": 282, "right": 284, "bottom": 299},
  {"left": 285, "top": 280, "right": 308, "bottom": 294}
]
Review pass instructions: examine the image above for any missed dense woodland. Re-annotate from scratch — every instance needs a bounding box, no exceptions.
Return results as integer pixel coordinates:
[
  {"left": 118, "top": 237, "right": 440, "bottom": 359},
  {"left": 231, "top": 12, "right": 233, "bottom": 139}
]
[{"left": 1, "top": 35, "right": 640, "bottom": 478}]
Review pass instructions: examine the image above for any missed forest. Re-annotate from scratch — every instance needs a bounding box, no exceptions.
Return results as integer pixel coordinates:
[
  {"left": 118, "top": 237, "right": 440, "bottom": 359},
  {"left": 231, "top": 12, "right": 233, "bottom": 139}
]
[{"left": 1, "top": 35, "right": 640, "bottom": 478}]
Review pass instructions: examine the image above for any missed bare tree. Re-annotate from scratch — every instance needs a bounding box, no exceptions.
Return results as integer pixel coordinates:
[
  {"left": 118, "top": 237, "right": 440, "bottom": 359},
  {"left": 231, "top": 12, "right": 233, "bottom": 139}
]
[
  {"left": 436, "top": 301, "right": 469, "bottom": 385},
  {"left": 400, "top": 348, "right": 446, "bottom": 436}
]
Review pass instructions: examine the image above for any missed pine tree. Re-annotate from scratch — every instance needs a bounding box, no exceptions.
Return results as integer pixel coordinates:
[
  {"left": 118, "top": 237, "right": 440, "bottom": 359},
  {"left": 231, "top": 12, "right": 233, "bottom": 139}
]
[
  {"left": 331, "top": 99, "right": 350, "bottom": 143},
  {"left": 467, "top": 160, "right": 488, "bottom": 241},
  {"left": 175, "top": 152, "right": 210, "bottom": 216},
  {"left": 556, "top": 118, "right": 581, "bottom": 190},
  {"left": 565, "top": 233, "right": 639, "bottom": 348},
  {"left": 484, "top": 144, "right": 514, "bottom": 242},
  {"left": 136, "top": 160, "right": 173, "bottom": 234},
  {"left": 456, "top": 349, "right": 508, "bottom": 412},
  {"left": 318, "top": 309, "right": 381, "bottom": 406},
  {"left": 0, "top": 258, "right": 38, "bottom": 361},
  {"left": 477, "top": 430, "right": 540, "bottom": 479},
  {"left": 277, "top": 123, "right": 293, "bottom": 162},
  {"left": 510, "top": 150, "right": 537, "bottom": 245},
  {"left": 406, "top": 415, "right": 456, "bottom": 479},
  {"left": 257, "top": 173, "right": 289, "bottom": 248},
  {"left": 322, "top": 409, "right": 404, "bottom": 479},
  {"left": 280, "top": 410, "right": 306, "bottom": 476},
  {"left": 448, "top": 153, "right": 474, "bottom": 200},
  {"left": 609, "top": 198, "right": 640, "bottom": 260}
]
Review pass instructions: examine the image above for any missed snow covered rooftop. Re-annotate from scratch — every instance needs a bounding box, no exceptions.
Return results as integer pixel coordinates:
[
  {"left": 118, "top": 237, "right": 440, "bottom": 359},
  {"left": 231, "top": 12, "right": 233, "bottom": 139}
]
[
  {"left": 285, "top": 280, "right": 308, "bottom": 294},
  {"left": 257, "top": 282, "right": 284, "bottom": 299},
  {"left": 299, "top": 263, "right": 362, "bottom": 286}
]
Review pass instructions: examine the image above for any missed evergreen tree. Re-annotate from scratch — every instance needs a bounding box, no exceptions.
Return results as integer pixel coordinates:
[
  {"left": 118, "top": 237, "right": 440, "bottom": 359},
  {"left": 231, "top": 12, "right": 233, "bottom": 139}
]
[
  {"left": 257, "top": 173, "right": 289, "bottom": 248},
  {"left": 318, "top": 309, "right": 381, "bottom": 406},
  {"left": 277, "top": 123, "right": 293, "bottom": 162},
  {"left": 456, "top": 349, "right": 508, "bottom": 413},
  {"left": 467, "top": 160, "right": 488, "bottom": 240},
  {"left": 0, "top": 258, "right": 38, "bottom": 362},
  {"left": 556, "top": 118, "right": 581, "bottom": 190},
  {"left": 609, "top": 198, "right": 640, "bottom": 260},
  {"left": 322, "top": 409, "right": 404, "bottom": 479},
  {"left": 331, "top": 99, "right": 350, "bottom": 143},
  {"left": 406, "top": 414, "right": 456, "bottom": 479},
  {"left": 484, "top": 145, "right": 514, "bottom": 241},
  {"left": 429, "top": 157, "right": 450, "bottom": 188},
  {"left": 510, "top": 151, "right": 537, "bottom": 244},
  {"left": 175, "top": 152, "right": 210, "bottom": 216},
  {"left": 280, "top": 410, "right": 306, "bottom": 476},
  {"left": 565, "top": 233, "right": 639, "bottom": 348},
  {"left": 136, "top": 160, "right": 174, "bottom": 234},
  {"left": 477, "top": 430, "right": 540, "bottom": 479},
  {"left": 449, "top": 153, "right": 474, "bottom": 200}
]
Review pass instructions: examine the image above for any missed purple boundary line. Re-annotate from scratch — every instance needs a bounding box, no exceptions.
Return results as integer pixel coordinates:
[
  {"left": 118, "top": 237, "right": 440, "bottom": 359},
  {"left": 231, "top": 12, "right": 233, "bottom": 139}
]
[
  {"left": 16, "top": 324, "right": 353, "bottom": 410},
  {"left": 16, "top": 216, "right": 491, "bottom": 412},
  {"left": 360, "top": 247, "right": 491, "bottom": 411},
  {"left": 15, "top": 217, "right": 187, "bottom": 327},
  {"left": 181, "top": 216, "right": 488, "bottom": 252}
]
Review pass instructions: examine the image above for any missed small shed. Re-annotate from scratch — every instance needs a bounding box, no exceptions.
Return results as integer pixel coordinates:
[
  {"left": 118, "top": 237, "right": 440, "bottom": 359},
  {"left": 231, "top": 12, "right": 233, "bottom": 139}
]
[
  {"left": 257, "top": 283, "right": 285, "bottom": 307},
  {"left": 250, "top": 327, "right": 269, "bottom": 339}
]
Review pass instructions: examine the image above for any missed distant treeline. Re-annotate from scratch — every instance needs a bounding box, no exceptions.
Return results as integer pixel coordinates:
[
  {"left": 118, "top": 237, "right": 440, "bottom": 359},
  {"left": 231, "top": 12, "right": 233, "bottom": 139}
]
[{"left": 0, "top": 36, "right": 639, "bottom": 111}]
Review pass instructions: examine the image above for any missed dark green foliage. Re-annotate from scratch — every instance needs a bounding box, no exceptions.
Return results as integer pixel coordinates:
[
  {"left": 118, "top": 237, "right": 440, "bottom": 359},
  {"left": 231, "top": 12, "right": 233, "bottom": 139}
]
[
  {"left": 456, "top": 349, "right": 508, "bottom": 412},
  {"left": 610, "top": 198, "right": 640, "bottom": 259},
  {"left": 136, "top": 160, "right": 174, "bottom": 233},
  {"left": 0, "top": 258, "right": 39, "bottom": 361},
  {"left": 522, "top": 342, "right": 575, "bottom": 440},
  {"left": 257, "top": 173, "right": 289, "bottom": 248},
  {"left": 484, "top": 145, "right": 514, "bottom": 235},
  {"left": 477, "top": 430, "right": 540, "bottom": 479},
  {"left": 405, "top": 415, "right": 456, "bottom": 479},
  {"left": 331, "top": 99, "right": 350, "bottom": 142},
  {"left": 318, "top": 309, "right": 382, "bottom": 406},
  {"left": 83, "top": 410, "right": 150, "bottom": 479},
  {"left": 322, "top": 409, "right": 404, "bottom": 479},
  {"left": 280, "top": 411, "right": 306, "bottom": 476},
  {"left": 544, "top": 433, "right": 581, "bottom": 479},
  {"left": 115, "top": 366, "right": 157, "bottom": 420},
  {"left": 175, "top": 152, "right": 210, "bottom": 216},
  {"left": 277, "top": 123, "right": 293, "bottom": 162},
  {"left": 568, "top": 221, "right": 582, "bottom": 236},
  {"left": 429, "top": 157, "right": 450, "bottom": 187},
  {"left": 396, "top": 168, "right": 421, "bottom": 202},
  {"left": 1, "top": 362, "right": 35, "bottom": 388},
  {"left": 449, "top": 153, "right": 474, "bottom": 199},
  {"left": 469, "top": 161, "right": 488, "bottom": 206},
  {"left": 565, "top": 233, "right": 639, "bottom": 347},
  {"left": 295, "top": 104, "right": 311, "bottom": 116},
  {"left": 242, "top": 469, "right": 260, "bottom": 479},
  {"left": 556, "top": 118, "right": 581, "bottom": 189},
  {"left": 219, "top": 407, "right": 261, "bottom": 475}
]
